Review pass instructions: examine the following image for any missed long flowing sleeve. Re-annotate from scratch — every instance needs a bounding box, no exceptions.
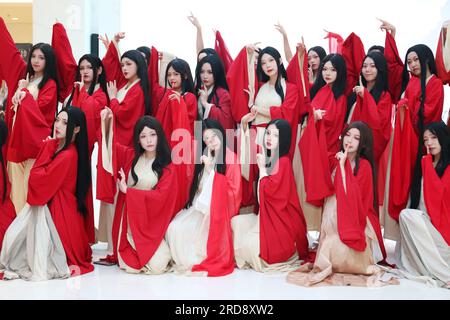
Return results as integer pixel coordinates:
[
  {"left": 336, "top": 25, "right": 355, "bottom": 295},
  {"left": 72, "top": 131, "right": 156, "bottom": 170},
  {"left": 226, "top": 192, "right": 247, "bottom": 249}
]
[
  {"left": 384, "top": 32, "right": 404, "bottom": 103},
  {"left": 102, "top": 41, "right": 127, "bottom": 89},
  {"left": 52, "top": 23, "right": 78, "bottom": 102},
  {"left": 341, "top": 32, "right": 365, "bottom": 96},
  {"left": 214, "top": 31, "right": 234, "bottom": 74}
]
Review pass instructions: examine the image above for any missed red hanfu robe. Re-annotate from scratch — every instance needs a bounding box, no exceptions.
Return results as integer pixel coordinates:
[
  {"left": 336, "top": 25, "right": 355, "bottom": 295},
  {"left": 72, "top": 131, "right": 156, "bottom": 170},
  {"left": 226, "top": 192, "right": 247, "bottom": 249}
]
[
  {"left": 404, "top": 76, "right": 444, "bottom": 131},
  {"left": 110, "top": 143, "right": 179, "bottom": 270},
  {"left": 435, "top": 27, "right": 450, "bottom": 85},
  {"left": 51, "top": 23, "right": 77, "bottom": 103},
  {"left": 384, "top": 32, "right": 405, "bottom": 104},
  {"left": 27, "top": 140, "right": 94, "bottom": 275},
  {"left": 259, "top": 156, "right": 309, "bottom": 264},
  {"left": 226, "top": 47, "right": 259, "bottom": 124},
  {"left": 7, "top": 90, "right": 50, "bottom": 163},
  {"left": 325, "top": 32, "right": 344, "bottom": 54},
  {"left": 341, "top": 33, "right": 366, "bottom": 97},
  {"left": 350, "top": 89, "right": 393, "bottom": 163},
  {"left": 191, "top": 150, "right": 242, "bottom": 276},
  {"left": 206, "top": 87, "right": 235, "bottom": 131},
  {"left": 335, "top": 159, "right": 387, "bottom": 259},
  {"left": 422, "top": 155, "right": 450, "bottom": 245},
  {"left": 286, "top": 47, "right": 311, "bottom": 121},
  {"left": 102, "top": 41, "right": 127, "bottom": 89},
  {"left": 389, "top": 107, "right": 418, "bottom": 221},
  {"left": 0, "top": 160, "right": 16, "bottom": 247},
  {"left": 214, "top": 31, "right": 234, "bottom": 75}
]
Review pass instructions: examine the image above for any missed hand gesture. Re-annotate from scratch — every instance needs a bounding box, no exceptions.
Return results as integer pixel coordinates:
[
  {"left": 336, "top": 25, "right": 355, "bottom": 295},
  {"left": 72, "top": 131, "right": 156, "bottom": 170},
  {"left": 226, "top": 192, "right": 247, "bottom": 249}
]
[
  {"left": 187, "top": 12, "right": 201, "bottom": 29},
  {"left": 243, "top": 84, "right": 255, "bottom": 108},
  {"left": 18, "top": 74, "right": 30, "bottom": 90},
  {"left": 377, "top": 18, "right": 396, "bottom": 37},
  {"left": 275, "top": 22, "right": 288, "bottom": 38},
  {"left": 169, "top": 90, "right": 181, "bottom": 103},
  {"left": 107, "top": 80, "right": 118, "bottom": 100},
  {"left": 117, "top": 168, "right": 127, "bottom": 194},
  {"left": 113, "top": 32, "right": 126, "bottom": 43},
  {"left": 100, "top": 106, "right": 113, "bottom": 121},
  {"left": 336, "top": 145, "right": 349, "bottom": 168},
  {"left": 313, "top": 108, "right": 326, "bottom": 122},
  {"left": 98, "top": 34, "right": 110, "bottom": 50}
]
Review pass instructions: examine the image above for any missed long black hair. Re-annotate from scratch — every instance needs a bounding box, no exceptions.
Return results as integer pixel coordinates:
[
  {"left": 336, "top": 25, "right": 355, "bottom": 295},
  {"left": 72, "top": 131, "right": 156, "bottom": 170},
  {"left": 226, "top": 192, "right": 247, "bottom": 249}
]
[
  {"left": 0, "top": 119, "right": 7, "bottom": 203},
  {"left": 163, "top": 58, "right": 195, "bottom": 98},
  {"left": 136, "top": 46, "right": 151, "bottom": 65},
  {"left": 197, "top": 48, "right": 218, "bottom": 61},
  {"left": 121, "top": 50, "right": 152, "bottom": 116},
  {"left": 402, "top": 45, "right": 438, "bottom": 210},
  {"left": 263, "top": 119, "right": 291, "bottom": 174},
  {"left": 26, "top": 43, "right": 59, "bottom": 91},
  {"left": 186, "top": 119, "right": 227, "bottom": 209},
  {"left": 67, "top": 54, "right": 109, "bottom": 107},
  {"left": 256, "top": 46, "right": 287, "bottom": 102},
  {"left": 310, "top": 53, "right": 347, "bottom": 100},
  {"left": 368, "top": 45, "right": 385, "bottom": 54},
  {"left": 308, "top": 46, "right": 327, "bottom": 63},
  {"left": 53, "top": 107, "right": 91, "bottom": 216},
  {"left": 410, "top": 121, "right": 450, "bottom": 209},
  {"left": 130, "top": 116, "right": 172, "bottom": 187},
  {"left": 340, "top": 121, "right": 378, "bottom": 211},
  {"left": 195, "top": 54, "right": 229, "bottom": 106},
  {"left": 346, "top": 51, "right": 389, "bottom": 122}
]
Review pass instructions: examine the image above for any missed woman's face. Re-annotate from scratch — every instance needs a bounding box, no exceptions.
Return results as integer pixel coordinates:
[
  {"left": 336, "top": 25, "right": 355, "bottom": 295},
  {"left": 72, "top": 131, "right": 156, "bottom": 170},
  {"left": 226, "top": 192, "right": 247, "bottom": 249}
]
[
  {"left": 79, "top": 59, "right": 95, "bottom": 85},
  {"left": 200, "top": 63, "right": 214, "bottom": 89},
  {"left": 139, "top": 126, "right": 158, "bottom": 153},
  {"left": 31, "top": 48, "right": 46, "bottom": 74},
  {"left": 203, "top": 128, "right": 222, "bottom": 153},
  {"left": 362, "top": 57, "right": 378, "bottom": 84},
  {"left": 260, "top": 53, "right": 278, "bottom": 79},
  {"left": 264, "top": 124, "right": 279, "bottom": 151},
  {"left": 308, "top": 50, "right": 321, "bottom": 72},
  {"left": 343, "top": 128, "right": 361, "bottom": 154},
  {"left": 54, "top": 111, "right": 68, "bottom": 140},
  {"left": 407, "top": 51, "right": 421, "bottom": 77},
  {"left": 322, "top": 61, "right": 337, "bottom": 85},
  {"left": 167, "top": 66, "right": 182, "bottom": 90},
  {"left": 423, "top": 130, "right": 441, "bottom": 157},
  {"left": 121, "top": 57, "right": 138, "bottom": 80}
]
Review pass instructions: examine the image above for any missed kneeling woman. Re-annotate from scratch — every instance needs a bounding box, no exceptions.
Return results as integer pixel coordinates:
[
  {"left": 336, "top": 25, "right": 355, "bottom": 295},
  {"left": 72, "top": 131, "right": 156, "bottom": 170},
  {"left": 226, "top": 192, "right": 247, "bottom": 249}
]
[
  {"left": 396, "top": 122, "right": 450, "bottom": 288},
  {"left": 232, "top": 117, "right": 309, "bottom": 272},
  {"left": 100, "top": 108, "right": 178, "bottom": 275},
  {"left": 288, "top": 122, "right": 393, "bottom": 287},
  {"left": 0, "top": 107, "right": 94, "bottom": 281},
  {"left": 166, "top": 119, "right": 242, "bottom": 277}
]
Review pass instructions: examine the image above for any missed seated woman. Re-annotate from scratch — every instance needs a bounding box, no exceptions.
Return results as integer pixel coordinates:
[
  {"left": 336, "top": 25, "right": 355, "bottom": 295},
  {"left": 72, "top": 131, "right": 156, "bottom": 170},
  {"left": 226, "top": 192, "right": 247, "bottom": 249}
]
[
  {"left": 166, "top": 119, "right": 242, "bottom": 277},
  {"left": 395, "top": 121, "right": 450, "bottom": 288},
  {"left": 100, "top": 108, "right": 178, "bottom": 275},
  {"left": 0, "top": 106, "right": 94, "bottom": 281},
  {"left": 287, "top": 121, "right": 395, "bottom": 287},
  {"left": 232, "top": 117, "right": 309, "bottom": 272}
]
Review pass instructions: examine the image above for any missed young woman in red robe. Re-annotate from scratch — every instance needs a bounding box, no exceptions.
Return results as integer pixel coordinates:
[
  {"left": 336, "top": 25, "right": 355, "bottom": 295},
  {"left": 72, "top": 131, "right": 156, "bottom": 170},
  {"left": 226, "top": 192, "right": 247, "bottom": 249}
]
[
  {"left": 0, "top": 119, "right": 15, "bottom": 250},
  {"left": 395, "top": 122, "right": 450, "bottom": 288},
  {"left": 229, "top": 45, "right": 298, "bottom": 211},
  {"left": 232, "top": 118, "right": 308, "bottom": 272},
  {"left": 149, "top": 47, "right": 197, "bottom": 136},
  {"left": 293, "top": 53, "right": 347, "bottom": 232},
  {"left": 99, "top": 109, "right": 179, "bottom": 274},
  {"left": 287, "top": 122, "right": 393, "bottom": 287},
  {"left": 97, "top": 48, "right": 150, "bottom": 265},
  {"left": 195, "top": 54, "right": 235, "bottom": 132},
  {"left": 0, "top": 107, "right": 94, "bottom": 281},
  {"left": 387, "top": 44, "right": 445, "bottom": 239},
  {"left": 166, "top": 119, "right": 242, "bottom": 277},
  {"left": 0, "top": 18, "right": 58, "bottom": 214}
]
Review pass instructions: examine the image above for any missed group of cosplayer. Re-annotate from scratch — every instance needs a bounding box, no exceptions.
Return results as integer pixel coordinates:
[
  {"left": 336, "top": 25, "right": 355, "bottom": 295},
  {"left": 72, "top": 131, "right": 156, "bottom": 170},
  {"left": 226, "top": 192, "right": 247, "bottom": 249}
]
[{"left": 0, "top": 14, "right": 449, "bottom": 289}]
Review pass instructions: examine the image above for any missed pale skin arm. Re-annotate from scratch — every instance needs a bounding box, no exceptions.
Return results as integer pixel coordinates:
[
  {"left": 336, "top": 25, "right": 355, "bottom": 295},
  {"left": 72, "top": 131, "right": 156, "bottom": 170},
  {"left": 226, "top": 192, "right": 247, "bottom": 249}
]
[
  {"left": 377, "top": 18, "right": 396, "bottom": 39},
  {"left": 275, "top": 22, "right": 293, "bottom": 63},
  {"left": 188, "top": 12, "right": 205, "bottom": 56}
]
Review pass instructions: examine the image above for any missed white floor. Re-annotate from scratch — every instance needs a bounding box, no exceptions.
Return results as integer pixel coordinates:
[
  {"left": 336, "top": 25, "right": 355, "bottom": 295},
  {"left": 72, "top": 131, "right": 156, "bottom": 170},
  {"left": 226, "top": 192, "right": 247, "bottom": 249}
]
[{"left": 1, "top": 240, "right": 449, "bottom": 300}]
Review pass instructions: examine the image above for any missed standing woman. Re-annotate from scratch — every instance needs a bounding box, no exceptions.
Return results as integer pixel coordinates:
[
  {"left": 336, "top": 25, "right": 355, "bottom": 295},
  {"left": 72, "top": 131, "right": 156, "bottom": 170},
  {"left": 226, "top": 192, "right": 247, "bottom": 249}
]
[
  {"left": 97, "top": 48, "right": 150, "bottom": 265},
  {"left": 287, "top": 122, "right": 391, "bottom": 287},
  {"left": 346, "top": 51, "right": 392, "bottom": 164},
  {"left": 388, "top": 44, "right": 444, "bottom": 232},
  {"left": 232, "top": 117, "right": 309, "bottom": 272},
  {"left": 0, "top": 18, "right": 58, "bottom": 214},
  {"left": 0, "top": 119, "right": 15, "bottom": 249},
  {"left": 166, "top": 119, "right": 242, "bottom": 277},
  {"left": 307, "top": 46, "right": 327, "bottom": 85},
  {"left": 149, "top": 47, "right": 197, "bottom": 137},
  {"left": 195, "top": 54, "right": 235, "bottom": 131},
  {"left": 395, "top": 122, "right": 450, "bottom": 288},
  {"left": 296, "top": 54, "right": 347, "bottom": 232},
  {"left": 0, "top": 107, "right": 94, "bottom": 280},
  {"left": 100, "top": 109, "right": 179, "bottom": 275}
]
